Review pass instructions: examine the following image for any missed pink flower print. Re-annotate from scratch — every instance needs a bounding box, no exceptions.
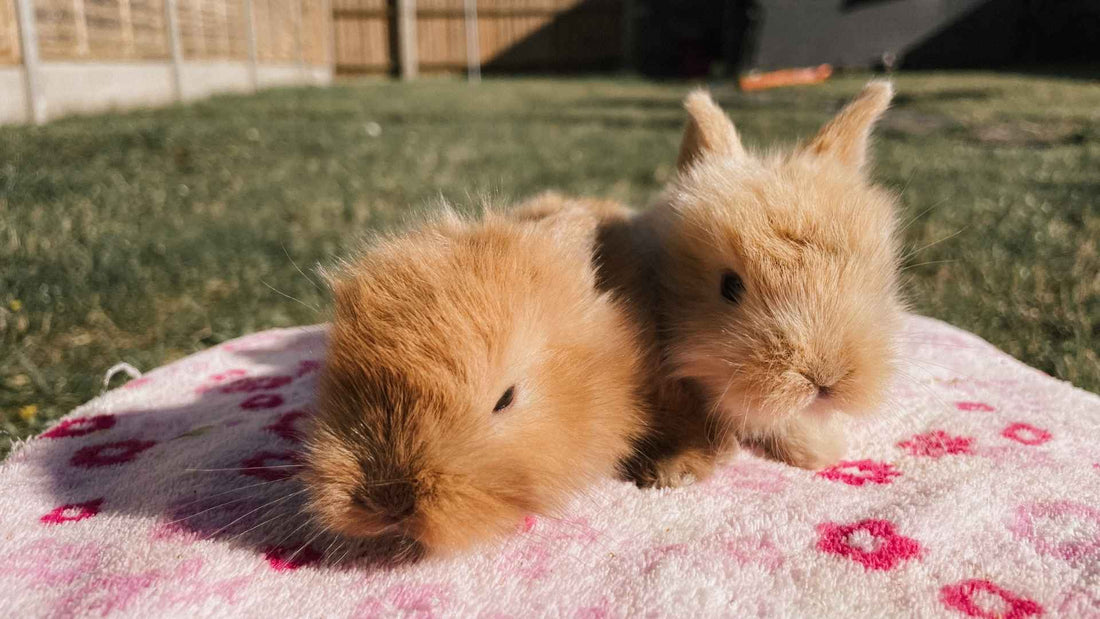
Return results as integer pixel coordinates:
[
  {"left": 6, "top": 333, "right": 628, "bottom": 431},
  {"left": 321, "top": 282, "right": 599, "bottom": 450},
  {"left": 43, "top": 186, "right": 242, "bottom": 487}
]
[
  {"left": 51, "top": 557, "right": 248, "bottom": 616},
  {"left": 1002, "top": 423, "right": 1051, "bottom": 446},
  {"left": 239, "top": 393, "right": 285, "bottom": 410},
  {"left": 940, "top": 579, "right": 1043, "bottom": 618},
  {"left": 724, "top": 534, "right": 785, "bottom": 571},
  {"left": 707, "top": 460, "right": 789, "bottom": 495},
  {"left": 500, "top": 543, "right": 553, "bottom": 581},
  {"left": 1056, "top": 586, "right": 1100, "bottom": 617},
  {"left": 575, "top": 598, "right": 610, "bottom": 619},
  {"left": 195, "top": 369, "right": 247, "bottom": 393},
  {"left": 641, "top": 543, "right": 689, "bottom": 574},
  {"left": 42, "top": 415, "right": 117, "bottom": 439},
  {"left": 956, "top": 401, "right": 995, "bottom": 412},
  {"left": 295, "top": 359, "right": 322, "bottom": 377},
  {"left": 898, "top": 430, "right": 974, "bottom": 458},
  {"left": 71, "top": 439, "right": 157, "bottom": 468},
  {"left": 816, "top": 519, "right": 921, "bottom": 571},
  {"left": 240, "top": 450, "right": 302, "bottom": 481},
  {"left": 352, "top": 584, "right": 451, "bottom": 619},
  {"left": 122, "top": 376, "right": 151, "bottom": 390},
  {"left": 41, "top": 499, "right": 104, "bottom": 524},
  {"left": 219, "top": 375, "right": 293, "bottom": 394},
  {"left": 978, "top": 445, "right": 1054, "bottom": 470},
  {"left": 265, "top": 409, "right": 311, "bottom": 444},
  {"left": 0, "top": 539, "right": 102, "bottom": 587},
  {"left": 222, "top": 332, "right": 283, "bottom": 352},
  {"left": 264, "top": 545, "right": 321, "bottom": 571},
  {"left": 522, "top": 514, "right": 600, "bottom": 543},
  {"left": 818, "top": 460, "right": 902, "bottom": 486},
  {"left": 1009, "top": 500, "right": 1100, "bottom": 563}
]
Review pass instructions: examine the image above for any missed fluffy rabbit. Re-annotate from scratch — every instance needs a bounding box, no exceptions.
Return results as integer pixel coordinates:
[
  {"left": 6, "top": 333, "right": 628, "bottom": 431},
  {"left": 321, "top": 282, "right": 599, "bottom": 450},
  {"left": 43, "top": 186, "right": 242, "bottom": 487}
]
[
  {"left": 649, "top": 81, "right": 904, "bottom": 477},
  {"left": 301, "top": 206, "right": 648, "bottom": 554},
  {"left": 530, "top": 82, "right": 903, "bottom": 487}
]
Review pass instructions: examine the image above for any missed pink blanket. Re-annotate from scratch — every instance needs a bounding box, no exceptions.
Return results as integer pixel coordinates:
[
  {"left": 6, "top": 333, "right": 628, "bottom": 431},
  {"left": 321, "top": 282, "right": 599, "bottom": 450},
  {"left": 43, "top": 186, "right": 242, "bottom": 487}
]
[{"left": 2, "top": 315, "right": 1098, "bottom": 617}]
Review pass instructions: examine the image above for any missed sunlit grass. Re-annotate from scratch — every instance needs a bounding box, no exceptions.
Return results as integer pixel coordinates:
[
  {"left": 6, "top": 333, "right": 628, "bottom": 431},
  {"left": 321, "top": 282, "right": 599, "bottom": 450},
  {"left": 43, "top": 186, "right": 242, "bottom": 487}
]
[{"left": 2, "top": 71, "right": 1098, "bottom": 455}]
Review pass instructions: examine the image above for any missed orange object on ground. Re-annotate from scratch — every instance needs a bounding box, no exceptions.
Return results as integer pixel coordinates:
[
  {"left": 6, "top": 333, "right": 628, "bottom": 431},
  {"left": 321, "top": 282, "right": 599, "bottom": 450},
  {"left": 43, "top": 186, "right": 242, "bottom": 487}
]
[{"left": 739, "top": 64, "right": 833, "bottom": 91}]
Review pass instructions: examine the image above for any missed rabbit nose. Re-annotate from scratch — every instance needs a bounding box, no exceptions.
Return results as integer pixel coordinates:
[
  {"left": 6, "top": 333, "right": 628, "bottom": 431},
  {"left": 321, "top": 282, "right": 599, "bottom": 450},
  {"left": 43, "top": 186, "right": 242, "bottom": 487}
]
[
  {"left": 801, "top": 373, "right": 835, "bottom": 398},
  {"left": 376, "top": 481, "right": 417, "bottom": 525}
]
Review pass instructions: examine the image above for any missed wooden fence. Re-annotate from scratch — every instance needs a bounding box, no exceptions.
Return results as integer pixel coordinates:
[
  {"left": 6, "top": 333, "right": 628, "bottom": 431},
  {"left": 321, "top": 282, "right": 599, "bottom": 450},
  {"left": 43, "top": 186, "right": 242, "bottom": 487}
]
[
  {"left": 2, "top": 0, "right": 333, "bottom": 124},
  {"left": 1, "top": 0, "right": 20, "bottom": 63},
  {"left": 333, "top": 0, "right": 623, "bottom": 76},
  {"left": 0, "top": 0, "right": 330, "bottom": 64}
]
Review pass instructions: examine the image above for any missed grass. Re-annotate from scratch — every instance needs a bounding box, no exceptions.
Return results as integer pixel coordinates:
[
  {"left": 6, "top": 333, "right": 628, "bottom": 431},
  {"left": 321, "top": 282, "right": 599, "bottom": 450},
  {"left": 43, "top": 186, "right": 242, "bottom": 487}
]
[{"left": 2, "top": 72, "right": 1099, "bottom": 455}]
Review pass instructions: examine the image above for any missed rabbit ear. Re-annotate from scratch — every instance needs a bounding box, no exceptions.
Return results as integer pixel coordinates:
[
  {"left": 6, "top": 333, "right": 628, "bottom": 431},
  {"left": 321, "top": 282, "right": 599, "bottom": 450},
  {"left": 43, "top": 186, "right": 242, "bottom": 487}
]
[
  {"left": 802, "top": 81, "right": 893, "bottom": 170},
  {"left": 677, "top": 90, "right": 747, "bottom": 172}
]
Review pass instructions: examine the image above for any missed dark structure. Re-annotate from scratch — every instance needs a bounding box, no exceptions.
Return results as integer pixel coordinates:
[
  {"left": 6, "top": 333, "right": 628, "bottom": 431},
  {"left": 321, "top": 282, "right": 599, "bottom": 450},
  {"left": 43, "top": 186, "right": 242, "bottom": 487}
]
[{"left": 627, "top": 0, "right": 1100, "bottom": 76}]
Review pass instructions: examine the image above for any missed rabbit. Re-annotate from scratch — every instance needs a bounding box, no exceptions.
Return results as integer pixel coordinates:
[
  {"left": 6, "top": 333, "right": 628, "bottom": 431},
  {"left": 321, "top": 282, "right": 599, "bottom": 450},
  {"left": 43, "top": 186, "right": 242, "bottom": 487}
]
[
  {"left": 513, "top": 191, "right": 736, "bottom": 489},
  {"left": 645, "top": 80, "right": 904, "bottom": 477},
  {"left": 300, "top": 204, "right": 649, "bottom": 555},
  {"left": 524, "top": 81, "right": 903, "bottom": 487}
]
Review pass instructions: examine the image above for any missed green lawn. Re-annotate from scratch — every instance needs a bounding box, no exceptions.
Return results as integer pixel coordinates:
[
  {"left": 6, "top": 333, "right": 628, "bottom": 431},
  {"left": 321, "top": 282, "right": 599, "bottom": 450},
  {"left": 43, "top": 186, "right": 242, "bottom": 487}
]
[{"left": 2, "top": 72, "right": 1099, "bottom": 455}]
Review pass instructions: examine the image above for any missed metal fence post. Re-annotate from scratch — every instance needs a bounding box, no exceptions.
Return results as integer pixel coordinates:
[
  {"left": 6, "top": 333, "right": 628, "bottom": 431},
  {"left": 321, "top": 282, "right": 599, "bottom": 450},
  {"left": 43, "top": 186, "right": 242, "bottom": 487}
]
[
  {"left": 13, "top": 0, "right": 44, "bottom": 124},
  {"left": 163, "top": 0, "right": 184, "bottom": 100},
  {"left": 397, "top": 0, "right": 417, "bottom": 80},
  {"left": 243, "top": 0, "right": 259, "bottom": 91},
  {"left": 463, "top": 0, "right": 479, "bottom": 83}
]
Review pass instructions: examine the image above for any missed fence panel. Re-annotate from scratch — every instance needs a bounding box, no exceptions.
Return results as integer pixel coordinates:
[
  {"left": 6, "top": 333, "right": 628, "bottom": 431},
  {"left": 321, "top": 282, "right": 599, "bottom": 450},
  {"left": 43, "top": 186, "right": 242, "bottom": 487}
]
[
  {"left": 177, "top": 0, "right": 248, "bottom": 60},
  {"left": 332, "top": 0, "right": 389, "bottom": 74},
  {"left": 1, "top": 0, "right": 20, "bottom": 63},
  {"left": 34, "top": 0, "right": 170, "bottom": 60},
  {"left": 331, "top": 0, "right": 623, "bottom": 75},
  {"left": 475, "top": 0, "right": 622, "bottom": 71},
  {"left": 252, "top": 0, "right": 297, "bottom": 63},
  {"left": 300, "top": 0, "right": 329, "bottom": 65}
]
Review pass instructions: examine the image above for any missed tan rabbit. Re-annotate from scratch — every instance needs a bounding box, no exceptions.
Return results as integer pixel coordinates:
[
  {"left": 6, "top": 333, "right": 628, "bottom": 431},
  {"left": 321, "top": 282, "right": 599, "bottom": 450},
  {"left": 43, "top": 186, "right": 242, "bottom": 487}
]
[
  {"left": 649, "top": 81, "right": 904, "bottom": 477},
  {"left": 301, "top": 205, "right": 648, "bottom": 554},
  {"left": 526, "top": 81, "right": 903, "bottom": 486},
  {"left": 513, "top": 192, "right": 734, "bottom": 489}
]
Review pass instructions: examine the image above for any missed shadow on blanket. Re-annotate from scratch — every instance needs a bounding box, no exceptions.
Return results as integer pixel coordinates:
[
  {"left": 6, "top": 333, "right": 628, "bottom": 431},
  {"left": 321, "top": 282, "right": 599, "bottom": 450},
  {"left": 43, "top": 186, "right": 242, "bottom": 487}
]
[{"left": 32, "top": 327, "right": 423, "bottom": 571}]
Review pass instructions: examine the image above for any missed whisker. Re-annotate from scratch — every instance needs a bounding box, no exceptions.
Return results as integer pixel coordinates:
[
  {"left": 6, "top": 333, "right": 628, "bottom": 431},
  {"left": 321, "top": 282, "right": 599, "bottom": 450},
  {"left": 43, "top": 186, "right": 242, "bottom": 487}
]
[
  {"left": 261, "top": 279, "right": 320, "bottom": 313},
  {"left": 269, "top": 512, "right": 315, "bottom": 549},
  {"left": 902, "top": 259, "right": 957, "bottom": 272},
  {"left": 903, "top": 225, "right": 969, "bottom": 261},
  {"left": 285, "top": 527, "right": 327, "bottom": 565},
  {"left": 205, "top": 487, "right": 309, "bottom": 538},
  {"left": 898, "top": 196, "right": 950, "bottom": 234},
  {"left": 283, "top": 242, "right": 324, "bottom": 293},
  {"left": 224, "top": 509, "right": 296, "bottom": 545},
  {"left": 184, "top": 464, "right": 304, "bottom": 473},
  {"left": 169, "top": 477, "right": 288, "bottom": 510},
  {"left": 164, "top": 494, "right": 255, "bottom": 526}
]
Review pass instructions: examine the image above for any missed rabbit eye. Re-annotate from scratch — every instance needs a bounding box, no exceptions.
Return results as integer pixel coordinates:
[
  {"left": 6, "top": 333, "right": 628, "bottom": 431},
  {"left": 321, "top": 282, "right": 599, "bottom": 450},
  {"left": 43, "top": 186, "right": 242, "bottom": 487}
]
[
  {"left": 492, "top": 386, "right": 516, "bottom": 413},
  {"left": 720, "top": 271, "right": 744, "bottom": 304}
]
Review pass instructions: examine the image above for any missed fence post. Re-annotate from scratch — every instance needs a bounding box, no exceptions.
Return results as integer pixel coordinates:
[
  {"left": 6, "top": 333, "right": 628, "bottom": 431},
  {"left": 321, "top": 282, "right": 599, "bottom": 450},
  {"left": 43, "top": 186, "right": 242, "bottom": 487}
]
[
  {"left": 243, "top": 0, "right": 258, "bottom": 91},
  {"left": 163, "top": 0, "right": 184, "bottom": 101},
  {"left": 292, "top": 0, "right": 305, "bottom": 81},
  {"left": 322, "top": 0, "right": 335, "bottom": 72},
  {"left": 13, "top": 0, "right": 43, "bottom": 124},
  {"left": 463, "top": 0, "right": 479, "bottom": 83},
  {"left": 396, "top": 0, "right": 417, "bottom": 80}
]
